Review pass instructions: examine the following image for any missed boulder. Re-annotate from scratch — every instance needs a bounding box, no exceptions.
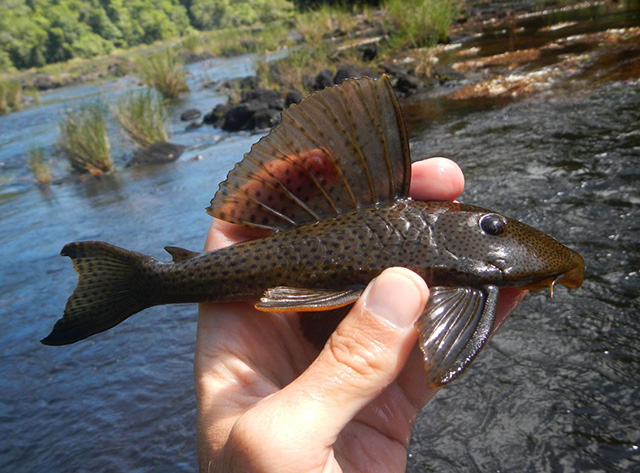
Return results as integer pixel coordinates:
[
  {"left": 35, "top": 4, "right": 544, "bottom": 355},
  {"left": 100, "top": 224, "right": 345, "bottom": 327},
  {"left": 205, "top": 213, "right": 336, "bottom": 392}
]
[
  {"left": 180, "top": 109, "right": 202, "bottom": 121},
  {"left": 313, "top": 70, "right": 334, "bottom": 90},
  {"left": 249, "top": 108, "right": 281, "bottom": 130},
  {"left": 241, "top": 89, "right": 284, "bottom": 110},
  {"left": 222, "top": 100, "right": 269, "bottom": 132},
  {"left": 128, "top": 142, "right": 186, "bottom": 167},
  {"left": 203, "top": 103, "right": 231, "bottom": 126},
  {"left": 285, "top": 89, "right": 303, "bottom": 107}
]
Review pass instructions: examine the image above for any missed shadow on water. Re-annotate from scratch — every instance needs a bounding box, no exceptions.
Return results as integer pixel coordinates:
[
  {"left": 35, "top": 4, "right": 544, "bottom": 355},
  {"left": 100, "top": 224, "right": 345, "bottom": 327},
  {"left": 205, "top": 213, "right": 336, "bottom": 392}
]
[{"left": 0, "top": 2, "right": 639, "bottom": 472}]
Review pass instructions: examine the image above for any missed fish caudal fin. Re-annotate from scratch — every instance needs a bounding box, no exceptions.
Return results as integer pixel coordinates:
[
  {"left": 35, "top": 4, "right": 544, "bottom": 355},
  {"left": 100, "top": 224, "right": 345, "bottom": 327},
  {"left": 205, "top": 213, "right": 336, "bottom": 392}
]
[{"left": 41, "top": 242, "right": 153, "bottom": 346}]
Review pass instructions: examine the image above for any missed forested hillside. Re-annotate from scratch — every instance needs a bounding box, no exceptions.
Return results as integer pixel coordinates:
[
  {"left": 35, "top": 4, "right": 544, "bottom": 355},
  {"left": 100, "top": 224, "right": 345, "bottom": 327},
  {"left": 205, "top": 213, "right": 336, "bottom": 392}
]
[{"left": 0, "top": 0, "right": 295, "bottom": 72}]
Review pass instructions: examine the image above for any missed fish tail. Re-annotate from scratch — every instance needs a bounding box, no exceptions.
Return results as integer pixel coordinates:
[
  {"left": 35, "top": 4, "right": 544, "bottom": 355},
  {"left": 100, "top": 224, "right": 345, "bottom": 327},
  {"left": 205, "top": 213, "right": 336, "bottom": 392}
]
[{"left": 41, "top": 242, "right": 155, "bottom": 346}]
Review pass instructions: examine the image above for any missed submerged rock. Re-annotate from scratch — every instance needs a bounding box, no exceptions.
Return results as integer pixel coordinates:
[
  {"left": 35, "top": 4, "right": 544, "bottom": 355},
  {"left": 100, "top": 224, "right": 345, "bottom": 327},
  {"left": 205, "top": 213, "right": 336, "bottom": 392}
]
[
  {"left": 128, "top": 142, "right": 186, "bottom": 167},
  {"left": 180, "top": 109, "right": 202, "bottom": 121}
]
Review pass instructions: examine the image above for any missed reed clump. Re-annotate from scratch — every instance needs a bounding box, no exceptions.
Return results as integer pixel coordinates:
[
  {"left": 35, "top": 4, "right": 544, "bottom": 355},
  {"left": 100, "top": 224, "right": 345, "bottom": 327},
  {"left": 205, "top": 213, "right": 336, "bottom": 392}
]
[
  {"left": 0, "top": 79, "right": 23, "bottom": 114},
  {"left": 256, "top": 43, "right": 334, "bottom": 94},
  {"left": 28, "top": 147, "right": 52, "bottom": 184},
  {"left": 58, "top": 104, "right": 112, "bottom": 175},
  {"left": 295, "top": 4, "right": 364, "bottom": 44},
  {"left": 135, "top": 48, "right": 189, "bottom": 99},
  {"left": 114, "top": 90, "right": 168, "bottom": 148},
  {"left": 383, "top": 0, "right": 460, "bottom": 48}
]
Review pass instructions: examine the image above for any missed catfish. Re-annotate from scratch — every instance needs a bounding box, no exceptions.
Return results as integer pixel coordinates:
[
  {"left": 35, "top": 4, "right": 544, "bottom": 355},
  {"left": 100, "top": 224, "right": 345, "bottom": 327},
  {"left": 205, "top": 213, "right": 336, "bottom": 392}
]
[{"left": 42, "top": 76, "right": 584, "bottom": 387}]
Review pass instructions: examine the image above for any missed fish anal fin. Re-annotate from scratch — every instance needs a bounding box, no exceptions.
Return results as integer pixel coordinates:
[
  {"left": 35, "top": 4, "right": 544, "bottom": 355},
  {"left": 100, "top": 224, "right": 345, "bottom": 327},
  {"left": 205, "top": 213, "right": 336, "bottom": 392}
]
[
  {"left": 164, "top": 246, "right": 198, "bottom": 262},
  {"left": 255, "top": 286, "right": 363, "bottom": 312},
  {"left": 416, "top": 285, "right": 498, "bottom": 387}
]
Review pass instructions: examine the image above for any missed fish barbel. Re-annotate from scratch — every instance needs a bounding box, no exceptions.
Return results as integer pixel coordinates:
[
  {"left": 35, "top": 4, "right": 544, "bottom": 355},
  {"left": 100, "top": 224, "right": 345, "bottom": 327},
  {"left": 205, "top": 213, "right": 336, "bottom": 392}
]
[{"left": 42, "top": 76, "right": 584, "bottom": 387}]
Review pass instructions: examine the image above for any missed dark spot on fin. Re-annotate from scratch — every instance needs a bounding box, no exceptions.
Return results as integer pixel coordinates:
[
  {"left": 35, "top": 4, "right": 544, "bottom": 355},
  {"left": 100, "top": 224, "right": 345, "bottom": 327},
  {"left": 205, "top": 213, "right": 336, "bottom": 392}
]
[
  {"left": 416, "top": 285, "right": 498, "bottom": 387},
  {"left": 164, "top": 246, "right": 198, "bottom": 262},
  {"left": 255, "top": 286, "right": 364, "bottom": 312},
  {"left": 41, "top": 242, "right": 154, "bottom": 346}
]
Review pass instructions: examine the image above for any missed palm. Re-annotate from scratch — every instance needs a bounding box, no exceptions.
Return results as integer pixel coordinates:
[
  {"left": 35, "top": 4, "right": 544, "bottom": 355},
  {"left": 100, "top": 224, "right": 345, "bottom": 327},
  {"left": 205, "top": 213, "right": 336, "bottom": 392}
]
[{"left": 196, "top": 300, "right": 431, "bottom": 472}]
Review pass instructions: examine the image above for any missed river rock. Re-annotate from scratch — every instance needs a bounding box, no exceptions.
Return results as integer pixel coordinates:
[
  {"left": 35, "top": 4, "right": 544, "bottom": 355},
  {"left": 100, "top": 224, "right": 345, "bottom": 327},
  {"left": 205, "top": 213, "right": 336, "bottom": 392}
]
[
  {"left": 203, "top": 103, "right": 231, "bottom": 127},
  {"left": 212, "top": 86, "right": 286, "bottom": 132},
  {"left": 395, "top": 72, "right": 424, "bottom": 95},
  {"left": 285, "top": 89, "right": 303, "bottom": 106},
  {"left": 185, "top": 121, "right": 203, "bottom": 131},
  {"left": 128, "top": 142, "right": 186, "bottom": 167},
  {"left": 359, "top": 43, "right": 378, "bottom": 62},
  {"left": 334, "top": 65, "right": 376, "bottom": 84},
  {"left": 180, "top": 109, "right": 202, "bottom": 121},
  {"left": 223, "top": 101, "right": 271, "bottom": 132},
  {"left": 314, "top": 70, "right": 334, "bottom": 90},
  {"left": 241, "top": 89, "right": 284, "bottom": 110},
  {"left": 250, "top": 108, "right": 281, "bottom": 130}
]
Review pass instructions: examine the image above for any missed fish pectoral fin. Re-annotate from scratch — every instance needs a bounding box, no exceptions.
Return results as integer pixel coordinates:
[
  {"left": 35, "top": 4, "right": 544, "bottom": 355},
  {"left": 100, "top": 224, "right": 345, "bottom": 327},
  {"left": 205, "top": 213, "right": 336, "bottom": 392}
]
[
  {"left": 255, "top": 286, "right": 364, "bottom": 312},
  {"left": 416, "top": 285, "right": 499, "bottom": 388},
  {"left": 164, "top": 246, "right": 198, "bottom": 262}
]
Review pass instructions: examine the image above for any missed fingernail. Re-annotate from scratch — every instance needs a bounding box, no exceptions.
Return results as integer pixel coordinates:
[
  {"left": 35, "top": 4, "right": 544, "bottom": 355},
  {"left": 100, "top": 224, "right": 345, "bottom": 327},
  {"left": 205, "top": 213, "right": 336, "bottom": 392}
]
[{"left": 363, "top": 269, "right": 426, "bottom": 328}]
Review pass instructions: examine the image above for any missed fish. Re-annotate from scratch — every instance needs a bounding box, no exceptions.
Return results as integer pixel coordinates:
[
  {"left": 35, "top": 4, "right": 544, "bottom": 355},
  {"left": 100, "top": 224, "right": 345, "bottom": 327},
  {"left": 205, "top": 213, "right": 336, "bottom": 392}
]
[{"left": 41, "top": 76, "right": 584, "bottom": 387}]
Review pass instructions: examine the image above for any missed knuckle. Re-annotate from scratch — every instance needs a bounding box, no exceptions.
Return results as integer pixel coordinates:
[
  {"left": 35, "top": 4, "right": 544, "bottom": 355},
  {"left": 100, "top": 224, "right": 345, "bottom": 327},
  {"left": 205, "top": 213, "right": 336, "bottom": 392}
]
[{"left": 327, "top": 324, "right": 391, "bottom": 382}]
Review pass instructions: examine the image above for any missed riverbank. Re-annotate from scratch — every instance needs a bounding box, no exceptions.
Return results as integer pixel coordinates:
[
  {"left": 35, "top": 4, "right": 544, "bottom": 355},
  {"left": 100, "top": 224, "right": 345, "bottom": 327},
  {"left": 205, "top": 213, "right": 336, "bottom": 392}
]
[{"left": 0, "top": 0, "right": 571, "bottom": 113}]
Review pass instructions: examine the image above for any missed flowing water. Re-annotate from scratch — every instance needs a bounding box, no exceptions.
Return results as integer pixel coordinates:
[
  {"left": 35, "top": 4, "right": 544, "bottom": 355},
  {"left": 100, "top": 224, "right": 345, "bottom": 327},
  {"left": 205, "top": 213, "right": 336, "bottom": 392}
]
[{"left": 1, "top": 3, "right": 638, "bottom": 472}]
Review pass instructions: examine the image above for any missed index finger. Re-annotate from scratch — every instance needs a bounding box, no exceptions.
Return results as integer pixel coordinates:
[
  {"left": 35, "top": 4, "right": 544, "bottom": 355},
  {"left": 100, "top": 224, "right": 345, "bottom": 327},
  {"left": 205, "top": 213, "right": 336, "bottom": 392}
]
[{"left": 409, "top": 157, "right": 465, "bottom": 201}]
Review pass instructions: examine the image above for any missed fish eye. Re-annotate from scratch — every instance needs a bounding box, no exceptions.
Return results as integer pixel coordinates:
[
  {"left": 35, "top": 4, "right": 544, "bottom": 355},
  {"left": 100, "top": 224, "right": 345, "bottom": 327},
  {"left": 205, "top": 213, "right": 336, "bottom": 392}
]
[{"left": 480, "top": 214, "right": 506, "bottom": 236}]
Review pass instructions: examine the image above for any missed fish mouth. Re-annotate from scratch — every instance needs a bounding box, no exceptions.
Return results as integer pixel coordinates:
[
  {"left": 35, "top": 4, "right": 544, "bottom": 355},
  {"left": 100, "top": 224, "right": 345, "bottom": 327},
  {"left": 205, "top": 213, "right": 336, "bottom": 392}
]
[{"left": 523, "top": 251, "right": 585, "bottom": 296}]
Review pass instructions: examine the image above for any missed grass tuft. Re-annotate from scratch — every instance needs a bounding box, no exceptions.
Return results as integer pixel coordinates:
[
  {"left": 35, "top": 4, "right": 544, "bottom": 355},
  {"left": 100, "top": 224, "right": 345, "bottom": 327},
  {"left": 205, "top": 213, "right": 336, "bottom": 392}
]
[
  {"left": 135, "top": 48, "right": 189, "bottom": 100},
  {"left": 295, "top": 4, "right": 362, "bottom": 44},
  {"left": 58, "top": 104, "right": 112, "bottom": 175},
  {"left": 29, "top": 147, "right": 52, "bottom": 184},
  {"left": 114, "top": 90, "right": 168, "bottom": 148},
  {"left": 0, "top": 79, "right": 23, "bottom": 114},
  {"left": 383, "top": 0, "right": 460, "bottom": 48},
  {"left": 256, "top": 43, "right": 335, "bottom": 94}
]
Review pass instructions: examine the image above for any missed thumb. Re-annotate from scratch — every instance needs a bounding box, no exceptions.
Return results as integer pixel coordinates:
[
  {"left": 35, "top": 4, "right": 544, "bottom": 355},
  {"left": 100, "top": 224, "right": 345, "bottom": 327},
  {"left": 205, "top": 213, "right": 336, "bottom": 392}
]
[{"left": 268, "top": 268, "right": 428, "bottom": 443}]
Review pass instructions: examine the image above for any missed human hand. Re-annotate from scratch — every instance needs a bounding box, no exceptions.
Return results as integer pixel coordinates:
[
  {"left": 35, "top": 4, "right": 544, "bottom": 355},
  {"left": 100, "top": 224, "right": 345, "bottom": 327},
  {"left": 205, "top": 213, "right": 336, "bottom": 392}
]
[{"left": 195, "top": 158, "right": 526, "bottom": 473}]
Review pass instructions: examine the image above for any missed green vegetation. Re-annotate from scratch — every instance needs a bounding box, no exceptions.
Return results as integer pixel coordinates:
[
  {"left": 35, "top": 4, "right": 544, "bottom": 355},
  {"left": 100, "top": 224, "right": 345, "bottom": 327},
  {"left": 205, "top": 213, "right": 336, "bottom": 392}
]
[
  {"left": 114, "top": 90, "right": 168, "bottom": 148},
  {"left": 0, "top": 0, "right": 295, "bottom": 73},
  {"left": 0, "top": 79, "right": 22, "bottom": 114},
  {"left": 188, "top": 0, "right": 294, "bottom": 30},
  {"left": 135, "top": 48, "right": 188, "bottom": 99},
  {"left": 28, "top": 147, "right": 52, "bottom": 184},
  {"left": 383, "top": 0, "right": 460, "bottom": 48},
  {"left": 295, "top": 3, "right": 365, "bottom": 44},
  {"left": 58, "top": 104, "right": 112, "bottom": 175},
  {"left": 255, "top": 45, "right": 329, "bottom": 93}
]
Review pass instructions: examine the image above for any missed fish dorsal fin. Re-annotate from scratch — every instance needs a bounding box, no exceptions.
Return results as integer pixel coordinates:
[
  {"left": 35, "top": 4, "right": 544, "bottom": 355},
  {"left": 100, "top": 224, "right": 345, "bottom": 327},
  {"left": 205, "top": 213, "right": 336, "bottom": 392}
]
[
  {"left": 416, "top": 285, "right": 498, "bottom": 387},
  {"left": 207, "top": 75, "right": 411, "bottom": 231},
  {"left": 164, "top": 246, "right": 198, "bottom": 262}
]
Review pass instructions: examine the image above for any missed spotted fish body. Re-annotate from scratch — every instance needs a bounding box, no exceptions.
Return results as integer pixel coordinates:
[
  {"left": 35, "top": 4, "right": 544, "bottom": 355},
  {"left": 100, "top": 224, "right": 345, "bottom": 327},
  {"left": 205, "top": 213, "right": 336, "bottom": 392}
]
[{"left": 43, "top": 76, "right": 584, "bottom": 387}]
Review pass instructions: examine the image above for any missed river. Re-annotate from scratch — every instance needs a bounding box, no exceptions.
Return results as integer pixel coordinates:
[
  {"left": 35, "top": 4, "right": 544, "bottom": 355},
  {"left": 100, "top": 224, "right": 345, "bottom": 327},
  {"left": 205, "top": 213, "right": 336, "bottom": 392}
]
[{"left": 0, "top": 3, "right": 638, "bottom": 472}]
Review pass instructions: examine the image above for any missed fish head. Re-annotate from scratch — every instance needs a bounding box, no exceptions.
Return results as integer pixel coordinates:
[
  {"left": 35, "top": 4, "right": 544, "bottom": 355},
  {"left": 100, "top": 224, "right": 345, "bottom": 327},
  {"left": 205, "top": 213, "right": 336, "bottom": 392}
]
[{"left": 434, "top": 203, "right": 585, "bottom": 293}]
